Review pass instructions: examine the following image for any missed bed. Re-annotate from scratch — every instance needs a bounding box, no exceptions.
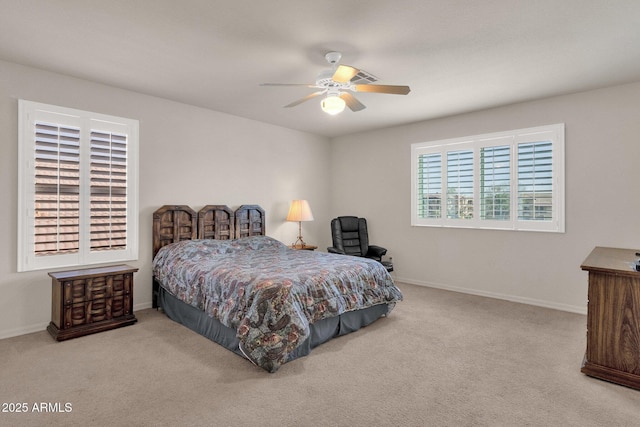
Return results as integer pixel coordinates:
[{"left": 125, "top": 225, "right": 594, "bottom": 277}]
[{"left": 152, "top": 204, "right": 403, "bottom": 372}]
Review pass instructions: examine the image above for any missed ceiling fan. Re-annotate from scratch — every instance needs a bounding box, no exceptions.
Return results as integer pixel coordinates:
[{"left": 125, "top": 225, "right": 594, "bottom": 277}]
[{"left": 260, "top": 52, "right": 411, "bottom": 115}]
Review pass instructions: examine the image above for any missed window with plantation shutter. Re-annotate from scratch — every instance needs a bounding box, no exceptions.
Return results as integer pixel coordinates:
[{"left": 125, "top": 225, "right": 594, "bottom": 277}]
[
  {"left": 18, "top": 100, "right": 139, "bottom": 272},
  {"left": 411, "top": 124, "right": 564, "bottom": 232}
]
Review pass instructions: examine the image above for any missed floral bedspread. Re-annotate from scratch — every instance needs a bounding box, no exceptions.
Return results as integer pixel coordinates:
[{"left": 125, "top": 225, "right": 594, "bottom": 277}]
[{"left": 153, "top": 236, "right": 402, "bottom": 372}]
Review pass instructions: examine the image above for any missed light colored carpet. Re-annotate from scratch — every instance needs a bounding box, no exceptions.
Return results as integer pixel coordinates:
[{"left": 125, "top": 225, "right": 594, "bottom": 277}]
[{"left": 1, "top": 283, "right": 639, "bottom": 427}]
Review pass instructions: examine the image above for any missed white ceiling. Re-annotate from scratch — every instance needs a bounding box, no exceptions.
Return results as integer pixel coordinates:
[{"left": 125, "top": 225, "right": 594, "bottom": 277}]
[{"left": 1, "top": 0, "right": 640, "bottom": 138}]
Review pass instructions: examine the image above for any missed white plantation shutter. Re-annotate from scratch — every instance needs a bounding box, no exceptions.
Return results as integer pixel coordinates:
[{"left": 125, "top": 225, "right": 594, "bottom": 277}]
[
  {"left": 411, "top": 124, "right": 564, "bottom": 232},
  {"left": 34, "top": 122, "right": 81, "bottom": 255},
  {"left": 517, "top": 141, "right": 553, "bottom": 221},
  {"left": 417, "top": 153, "right": 442, "bottom": 219},
  {"left": 90, "top": 131, "right": 128, "bottom": 252},
  {"left": 446, "top": 150, "right": 474, "bottom": 219},
  {"left": 18, "top": 100, "right": 139, "bottom": 272},
  {"left": 480, "top": 145, "right": 511, "bottom": 220}
]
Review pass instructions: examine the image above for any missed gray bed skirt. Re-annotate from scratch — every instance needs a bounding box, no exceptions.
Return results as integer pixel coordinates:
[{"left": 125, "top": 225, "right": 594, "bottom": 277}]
[{"left": 158, "top": 287, "right": 389, "bottom": 366}]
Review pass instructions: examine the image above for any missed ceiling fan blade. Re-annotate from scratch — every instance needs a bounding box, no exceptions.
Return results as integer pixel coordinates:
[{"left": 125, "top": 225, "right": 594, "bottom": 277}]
[
  {"left": 284, "top": 91, "right": 325, "bottom": 108},
  {"left": 354, "top": 84, "right": 411, "bottom": 95},
  {"left": 332, "top": 65, "right": 360, "bottom": 83},
  {"left": 339, "top": 92, "right": 366, "bottom": 112}
]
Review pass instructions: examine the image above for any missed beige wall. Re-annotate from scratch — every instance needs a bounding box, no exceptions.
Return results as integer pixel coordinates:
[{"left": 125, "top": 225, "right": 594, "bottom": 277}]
[
  {"left": 0, "top": 60, "right": 331, "bottom": 338},
  {"left": 331, "top": 82, "right": 640, "bottom": 313}
]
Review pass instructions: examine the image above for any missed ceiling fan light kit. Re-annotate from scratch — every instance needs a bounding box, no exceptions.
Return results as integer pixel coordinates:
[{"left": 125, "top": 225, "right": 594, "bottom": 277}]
[
  {"left": 321, "top": 94, "right": 346, "bottom": 115},
  {"left": 261, "top": 51, "right": 410, "bottom": 116}
]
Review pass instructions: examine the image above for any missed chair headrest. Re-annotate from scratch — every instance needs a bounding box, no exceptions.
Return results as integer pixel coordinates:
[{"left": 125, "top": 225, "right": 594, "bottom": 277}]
[{"left": 338, "top": 216, "right": 360, "bottom": 231}]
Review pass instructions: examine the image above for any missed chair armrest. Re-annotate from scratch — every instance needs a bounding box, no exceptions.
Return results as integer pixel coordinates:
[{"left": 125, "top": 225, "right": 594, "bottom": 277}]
[
  {"left": 327, "top": 247, "right": 345, "bottom": 254},
  {"left": 366, "top": 245, "right": 387, "bottom": 260}
]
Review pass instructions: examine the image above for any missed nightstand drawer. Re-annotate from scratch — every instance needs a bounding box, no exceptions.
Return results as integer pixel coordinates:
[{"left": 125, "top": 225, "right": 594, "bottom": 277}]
[
  {"left": 63, "top": 280, "right": 89, "bottom": 304},
  {"left": 48, "top": 265, "right": 138, "bottom": 341},
  {"left": 65, "top": 302, "right": 89, "bottom": 328},
  {"left": 62, "top": 273, "right": 131, "bottom": 304}
]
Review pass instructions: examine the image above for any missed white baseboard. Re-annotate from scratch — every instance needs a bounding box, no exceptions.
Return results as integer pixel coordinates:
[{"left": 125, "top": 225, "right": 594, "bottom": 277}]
[
  {"left": 0, "top": 281, "right": 586, "bottom": 340},
  {"left": 0, "top": 302, "right": 155, "bottom": 340},
  {"left": 395, "top": 276, "right": 587, "bottom": 315},
  {"left": 0, "top": 322, "right": 50, "bottom": 340},
  {"left": 134, "top": 302, "right": 153, "bottom": 311}
]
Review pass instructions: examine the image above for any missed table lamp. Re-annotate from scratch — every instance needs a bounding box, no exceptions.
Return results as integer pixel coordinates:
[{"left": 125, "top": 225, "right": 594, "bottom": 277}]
[{"left": 286, "top": 200, "right": 314, "bottom": 248}]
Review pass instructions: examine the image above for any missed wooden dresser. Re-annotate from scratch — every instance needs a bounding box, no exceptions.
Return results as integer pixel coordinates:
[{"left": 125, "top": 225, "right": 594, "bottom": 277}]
[
  {"left": 580, "top": 247, "right": 640, "bottom": 390},
  {"left": 47, "top": 264, "right": 138, "bottom": 341}
]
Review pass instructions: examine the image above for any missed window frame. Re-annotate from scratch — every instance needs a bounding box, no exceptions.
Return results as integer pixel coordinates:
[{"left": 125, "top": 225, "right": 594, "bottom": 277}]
[
  {"left": 18, "top": 100, "right": 139, "bottom": 272},
  {"left": 411, "top": 124, "right": 565, "bottom": 233}
]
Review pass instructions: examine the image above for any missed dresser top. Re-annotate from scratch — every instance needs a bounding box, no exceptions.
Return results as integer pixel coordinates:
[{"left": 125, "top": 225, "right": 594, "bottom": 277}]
[
  {"left": 48, "top": 264, "right": 138, "bottom": 280},
  {"left": 581, "top": 247, "right": 640, "bottom": 276}
]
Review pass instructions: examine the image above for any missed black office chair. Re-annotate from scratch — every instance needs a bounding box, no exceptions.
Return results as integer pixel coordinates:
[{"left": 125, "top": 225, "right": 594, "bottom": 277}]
[{"left": 327, "top": 216, "right": 393, "bottom": 272}]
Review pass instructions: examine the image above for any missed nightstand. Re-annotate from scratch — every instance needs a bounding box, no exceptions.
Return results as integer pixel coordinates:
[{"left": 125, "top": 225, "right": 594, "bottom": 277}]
[
  {"left": 290, "top": 244, "right": 317, "bottom": 251},
  {"left": 47, "top": 264, "right": 138, "bottom": 341}
]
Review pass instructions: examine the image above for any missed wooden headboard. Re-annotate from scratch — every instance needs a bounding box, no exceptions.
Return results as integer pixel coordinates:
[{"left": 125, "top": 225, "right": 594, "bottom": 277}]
[
  {"left": 152, "top": 205, "right": 197, "bottom": 258},
  {"left": 152, "top": 204, "right": 265, "bottom": 308},
  {"left": 198, "top": 205, "right": 234, "bottom": 240},
  {"left": 234, "top": 205, "right": 266, "bottom": 239},
  {"left": 152, "top": 204, "right": 266, "bottom": 258}
]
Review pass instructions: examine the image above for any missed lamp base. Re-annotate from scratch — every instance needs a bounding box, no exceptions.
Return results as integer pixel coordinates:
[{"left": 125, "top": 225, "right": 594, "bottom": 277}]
[
  {"left": 291, "top": 221, "right": 307, "bottom": 248},
  {"left": 291, "top": 236, "right": 307, "bottom": 248}
]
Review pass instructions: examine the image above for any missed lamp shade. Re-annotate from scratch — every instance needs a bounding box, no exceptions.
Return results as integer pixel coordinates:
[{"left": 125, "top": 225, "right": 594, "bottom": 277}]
[{"left": 286, "top": 200, "right": 314, "bottom": 222}]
